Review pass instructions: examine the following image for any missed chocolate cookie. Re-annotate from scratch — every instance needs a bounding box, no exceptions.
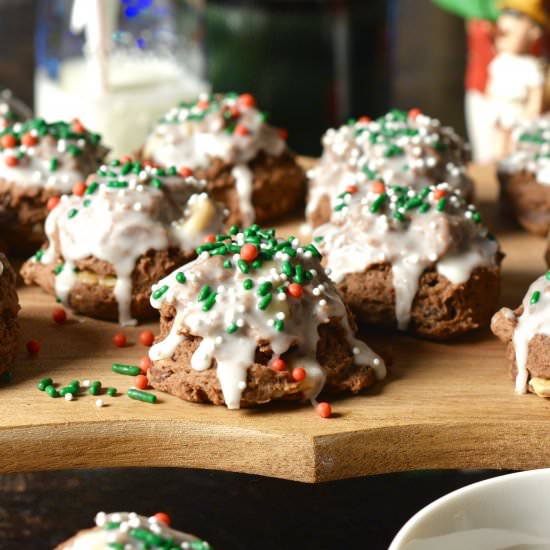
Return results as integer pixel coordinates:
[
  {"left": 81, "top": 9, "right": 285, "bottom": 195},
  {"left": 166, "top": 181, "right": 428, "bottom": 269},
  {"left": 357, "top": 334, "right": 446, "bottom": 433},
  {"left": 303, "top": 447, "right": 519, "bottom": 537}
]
[
  {"left": 497, "top": 117, "right": 550, "bottom": 236},
  {"left": 21, "top": 160, "right": 226, "bottom": 325},
  {"left": 307, "top": 108, "right": 473, "bottom": 228},
  {"left": 0, "top": 118, "right": 108, "bottom": 255},
  {"left": 0, "top": 253, "right": 20, "bottom": 375},
  {"left": 54, "top": 511, "right": 212, "bottom": 549},
  {"left": 142, "top": 92, "right": 306, "bottom": 227},
  {"left": 147, "top": 226, "right": 386, "bottom": 409},
  {"left": 315, "top": 181, "right": 502, "bottom": 339},
  {"left": 492, "top": 271, "right": 550, "bottom": 398}
]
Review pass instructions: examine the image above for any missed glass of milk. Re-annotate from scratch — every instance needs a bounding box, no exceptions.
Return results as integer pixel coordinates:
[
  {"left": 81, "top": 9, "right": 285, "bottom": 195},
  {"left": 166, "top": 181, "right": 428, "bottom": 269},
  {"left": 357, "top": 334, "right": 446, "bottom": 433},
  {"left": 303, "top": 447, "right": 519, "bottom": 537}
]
[{"left": 35, "top": 0, "right": 210, "bottom": 157}]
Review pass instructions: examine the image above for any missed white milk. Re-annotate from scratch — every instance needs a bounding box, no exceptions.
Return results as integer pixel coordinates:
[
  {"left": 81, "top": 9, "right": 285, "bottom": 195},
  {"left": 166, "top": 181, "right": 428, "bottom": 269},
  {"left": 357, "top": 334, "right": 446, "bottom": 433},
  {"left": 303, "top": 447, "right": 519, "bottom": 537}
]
[{"left": 35, "top": 56, "right": 208, "bottom": 157}]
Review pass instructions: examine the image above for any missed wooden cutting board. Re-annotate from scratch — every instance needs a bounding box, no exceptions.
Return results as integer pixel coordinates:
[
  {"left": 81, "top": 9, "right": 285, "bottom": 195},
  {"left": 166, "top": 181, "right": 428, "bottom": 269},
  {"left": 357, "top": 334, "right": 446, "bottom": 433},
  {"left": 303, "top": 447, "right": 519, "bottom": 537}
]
[{"left": 1, "top": 163, "right": 549, "bottom": 484}]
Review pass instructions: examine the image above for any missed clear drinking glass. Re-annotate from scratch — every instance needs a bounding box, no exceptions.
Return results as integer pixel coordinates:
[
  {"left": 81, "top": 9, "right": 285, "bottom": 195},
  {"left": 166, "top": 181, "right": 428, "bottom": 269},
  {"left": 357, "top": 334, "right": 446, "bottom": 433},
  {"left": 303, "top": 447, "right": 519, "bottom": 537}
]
[{"left": 35, "top": 0, "right": 209, "bottom": 156}]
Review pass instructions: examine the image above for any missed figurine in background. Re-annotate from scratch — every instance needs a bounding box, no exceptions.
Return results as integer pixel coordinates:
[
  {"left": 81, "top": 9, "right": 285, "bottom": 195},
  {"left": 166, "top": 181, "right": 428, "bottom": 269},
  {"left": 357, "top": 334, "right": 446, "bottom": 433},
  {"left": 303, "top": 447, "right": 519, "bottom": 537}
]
[{"left": 486, "top": 0, "right": 550, "bottom": 158}]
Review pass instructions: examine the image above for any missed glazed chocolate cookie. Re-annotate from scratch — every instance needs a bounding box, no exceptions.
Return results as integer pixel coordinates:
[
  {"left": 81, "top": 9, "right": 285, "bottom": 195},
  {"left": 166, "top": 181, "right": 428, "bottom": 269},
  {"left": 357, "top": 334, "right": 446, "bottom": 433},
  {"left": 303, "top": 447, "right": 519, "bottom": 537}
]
[
  {"left": 307, "top": 108, "right": 473, "bottom": 228},
  {"left": 315, "top": 181, "right": 502, "bottom": 339},
  {"left": 142, "top": 92, "right": 306, "bottom": 227},
  {"left": 147, "top": 226, "right": 386, "bottom": 409},
  {"left": 0, "top": 253, "right": 20, "bottom": 374},
  {"left": 0, "top": 118, "right": 108, "bottom": 255},
  {"left": 55, "top": 511, "right": 212, "bottom": 549},
  {"left": 21, "top": 160, "right": 225, "bottom": 325},
  {"left": 492, "top": 271, "right": 550, "bottom": 398},
  {"left": 498, "top": 117, "right": 550, "bottom": 236}
]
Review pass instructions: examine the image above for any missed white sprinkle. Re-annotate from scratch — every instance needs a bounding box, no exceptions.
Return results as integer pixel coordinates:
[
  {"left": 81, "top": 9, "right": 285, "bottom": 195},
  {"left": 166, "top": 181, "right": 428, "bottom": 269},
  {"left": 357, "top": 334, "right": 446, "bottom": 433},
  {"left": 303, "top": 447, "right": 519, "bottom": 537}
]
[
  {"left": 64, "top": 393, "right": 73, "bottom": 401},
  {"left": 95, "top": 512, "right": 107, "bottom": 527},
  {"left": 277, "top": 293, "right": 287, "bottom": 302},
  {"left": 215, "top": 336, "right": 223, "bottom": 345},
  {"left": 95, "top": 399, "right": 104, "bottom": 408},
  {"left": 276, "top": 312, "right": 286, "bottom": 320},
  {"left": 238, "top": 381, "right": 247, "bottom": 390},
  {"left": 319, "top": 299, "right": 327, "bottom": 306},
  {"left": 82, "top": 379, "right": 90, "bottom": 387},
  {"left": 353, "top": 347, "right": 360, "bottom": 355}
]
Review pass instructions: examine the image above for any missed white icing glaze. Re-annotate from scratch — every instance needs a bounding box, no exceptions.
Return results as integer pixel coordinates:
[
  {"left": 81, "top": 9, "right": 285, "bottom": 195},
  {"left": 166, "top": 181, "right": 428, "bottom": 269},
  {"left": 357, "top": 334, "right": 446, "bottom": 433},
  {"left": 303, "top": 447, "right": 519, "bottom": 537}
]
[
  {"left": 512, "top": 273, "right": 550, "bottom": 394},
  {"left": 34, "top": 160, "right": 224, "bottom": 325},
  {"left": 315, "top": 181, "right": 499, "bottom": 330},
  {"left": 143, "top": 92, "right": 285, "bottom": 222},
  {"left": 149, "top": 228, "right": 385, "bottom": 409},
  {"left": 307, "top": 110, "right": 472, "bottom": 223},
  {"left": 0, "top": 118, "right": 107, "bottom": 192},
  {"left": 498, "top": 115, "right": 550, "bottom": 185},
  {"left": 65, "top": 511, "right": 210, "bottom": 550}
]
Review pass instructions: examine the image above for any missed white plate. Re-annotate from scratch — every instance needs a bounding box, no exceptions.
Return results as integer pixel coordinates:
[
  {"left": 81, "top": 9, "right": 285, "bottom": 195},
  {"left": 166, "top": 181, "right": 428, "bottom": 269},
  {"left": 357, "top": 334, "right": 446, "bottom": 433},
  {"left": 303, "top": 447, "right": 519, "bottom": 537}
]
[{"left": 389, "top": 469, "right": 550, "bottom": 550}]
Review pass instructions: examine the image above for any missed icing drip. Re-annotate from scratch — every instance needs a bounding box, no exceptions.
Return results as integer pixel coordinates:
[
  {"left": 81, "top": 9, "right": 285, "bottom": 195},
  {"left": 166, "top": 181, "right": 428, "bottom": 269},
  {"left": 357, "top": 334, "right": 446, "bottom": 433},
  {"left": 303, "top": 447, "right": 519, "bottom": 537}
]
[
  {"left": 512, "top": 273, "right": 550, "bottom": 394},
  {"left": 143, "top": 92, "right": 286, "bottom": 222},
  {"left": 0, "top": 118, "right": 107, "bottom": 192},
  {"left": 315, "top": 181, "right": 499, "bottom": 330},
  {"left": 66, "top": 511, "right": 211, "bottom": 549},
  {"left": 35, "top": 160, "right": 225, "bottom": 325},
  {"left": 498, "top": 115, "right": 550, "bottom": 185},
  {"left": 149, "top": 226, "right": 385, "bottom": 409},
  {"left": 307, "top": 109, "right": 472, "bottom": 223}
]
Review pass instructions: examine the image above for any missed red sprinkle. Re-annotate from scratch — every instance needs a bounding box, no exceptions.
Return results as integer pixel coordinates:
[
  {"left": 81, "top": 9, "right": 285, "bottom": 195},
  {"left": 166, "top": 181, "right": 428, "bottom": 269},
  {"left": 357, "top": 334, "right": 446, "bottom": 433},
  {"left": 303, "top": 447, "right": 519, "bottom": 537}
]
[
  {"left": 346, "top": 185, "right": 358, "bottom": 194},
  {"left": 238, "top": 93, "right": 256, "bottom": 108},
  {"left": 271, "top": 358, "right": 286, "bottom": 372},
  {"left": 372, "top": 181, "right": 385, "bottom": 194},
  {"left": 203, "top": 234, "right": 216, "bottom": 244},
  {"left": 279, "top": 128, "right": 288, "bottom": 140},
  {"left": 113, "top": 333, "right": 127, "bottom": 348},
  {"left": 408, "top": 108, "right": 422, "bottom": 120},
  {"left": 358, "top": 116, "right": 371, "bottom": 124},
  {"left": 178, "top": 166, "right": 193, "bottom": 178},
  {"left": 72, "top": 182, "right": 87, "bottom": 196},
  {"left": 72, "top": 118, "right": 85, "bottom": 133},
  {"left": 4, "top": 156, "right": 18, "bottom": 167},
  {"left": 317, "top": 402, "right": 332, "bottom": 418},
  {"left": 139, "top": 355, "right": 152, "bottom": 374},
  {"left": 292, "top": 367, "right": 307, "bottom": 382},
  {"left": 47, "top": 196, "right": 61, "bottom": 211},
  {"left": 26, "top": 339, "right": 40, "bottom": 355},
  {"left": 240, "top": 243, "right": 258, "bottom": 262},
  {"left": 153, "top": 512, "right": 171, "bottom": 526},
  {"left": 1, "top": 134, "right": 17, "bottom": 148},
  {"left": 120, "top": 155, "right": 133, "bottom": 164},
  {"left": 234, "top": 124, "right": 250, "bottom": 137},
  {"left": 139, "top": 330, "right": 155, "bottom": 347},
  {"left": 52, "top": 307, "right": 67, "bottom": 324},
  {"left": 433, "top": 188, "right": 446, "bottom": 200},
  {"left": 287, "top": 283, "right": 303, "bottom": 299},
  {"left": 197, "top": 100, "right": 209, "bottom": 110},
  {"left": 134, "top": 374, "right": 148, "bottom": 390},
  {"left": 143, "top": 160, "right": 156, "bottom": 168},
  {"left": 229, "top": 106, "right": 240, "bottom": 119},
  {"left": 21, "top": 133, "right": 38, "bottom": 147}
]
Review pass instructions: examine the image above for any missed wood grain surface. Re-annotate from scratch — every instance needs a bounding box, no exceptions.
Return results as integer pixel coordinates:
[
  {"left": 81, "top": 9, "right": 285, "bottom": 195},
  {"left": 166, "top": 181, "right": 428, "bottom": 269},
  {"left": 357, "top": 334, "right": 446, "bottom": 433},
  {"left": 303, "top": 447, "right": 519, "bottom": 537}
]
[{"left": 1, "top": 164, "right": 548, "bottom": 483}]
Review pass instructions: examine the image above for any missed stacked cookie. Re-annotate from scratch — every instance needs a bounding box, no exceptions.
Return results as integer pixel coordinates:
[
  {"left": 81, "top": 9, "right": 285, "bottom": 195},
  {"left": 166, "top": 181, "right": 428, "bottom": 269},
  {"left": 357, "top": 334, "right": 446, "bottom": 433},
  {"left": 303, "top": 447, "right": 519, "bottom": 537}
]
[
  {"left": 22, "top": 159, "right": 225, "bottom": 325},
  {"left": 307, "top": 108, "right": 473, "bottom": 228},
  {"left": 143, "top": 92, "right": 306, "bottom": 227}
]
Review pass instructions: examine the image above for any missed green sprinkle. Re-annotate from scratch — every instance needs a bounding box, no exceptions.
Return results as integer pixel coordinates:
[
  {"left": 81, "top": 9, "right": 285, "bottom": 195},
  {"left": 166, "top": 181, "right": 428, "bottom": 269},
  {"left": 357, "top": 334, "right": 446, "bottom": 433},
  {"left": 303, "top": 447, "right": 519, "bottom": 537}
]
[
  {"left": 120, "top": 162, "right": 132, "bottom": 175},
  {"left": 34, "top": 249, "right": 44, "bottom": 262},
  {"left": 227, "top": 322, "right": 238, "bottom": 334},
  {"left": 86, "top": 182, "right": 99, "bottom": 194},
  {"left": 274, "top": 319, "right": 284, "bottom": 332},
  {"left": 257, "top": 281, "right": 272, "bottom": 296},
  {"left": 228, "top": 224, "right": 239, "bottom": 235},
  {"left": 67, "top": 208, "right": 78, "bottom": 219},
  {"left": 546, "top": 271, "right": 550, "bottom": 281},
  {"left": 67, "top": 144, "right": 81, "bottom": 157},
  {"left": 49, "top": 158, "right": 58, "bottom": 171},
  {"left": 197, "top": 285, "right": 212, "bottom": 301},
  {"left": 106, "top": 387, "right": 117, "bottom": 397},
  {"left": 251, "top": 259, "right": 263, "bottom": 269},
  {"left": 223, "top": 259, "right": 233, "bottom": 269},
  {"left": 258, "top": 293, "right": 272, "bottom": 310},
  {"left": 105, "top": 522, "right": 121, "bottom": 530},
  {"left": 531, "top": 290, "right": 541, "bottom": 305},
  {"left": 282, "top": 261, "right": 294, "bottom": 277},
  {"left": 202, "top": 292, "right": 218, "bottom": 312},
  {"left": 110, "top": 159, "right": 121, "bottom": 167},
  {"left": 89, "top": 381, "right": 102, "bottom": 396},
  {"left": 294, "top": 264, "right": 304, "bottom": 284},
  {"left": 167, "top": 166, "right": 177, "bottom": 176},
  {"left": 106, "top": 180, "right": 128, "bottom": 188},
  {"left": 472, "top": 211, "right": 481, "bottom": 223},
  {"left": 152, "top": 285, "right": 169, "bottom": 300},
  {"left": 370, "top": 193, "right": 387, "bottom": 213},
  {"left": 151, "top": 177, "right": 162, "bottom": 189},
  {"left": 83, "top": 199, "right": 91, "bottom": 207},
  {"left": 127, "top": 388, "right": 157, "bottom": 404},
  {"left": 112, "top": 363, "right": 141, "bottom": 376},
  {"left": 304, "top": 244, "right": 321, "bottom": 258},
  {"left": 46, "top": 385, "right": 59, "bottom": 398},
  {"left": 436, "top": 198, "right": 447, "bottom": 212},
  {"left": 243, "top": 279, "right": 254, "bottom": 290},
  {"left": 237, "top": 259, "right": 250, "bottom": 274},
  {"left": 314, "top": 236, "right": 324, "bottom": 243},
  {"left": 54, "top": 263, "right": 64, "bottom": 275},
  {"left": 394, "top": 210, "right": 405, "bottom": 222},
  {"left": 419, "top": 203, "right": 430, "bottom": 213},
  {"left": 37, "top": 377, "right": 53, "bottom": 391},
  {"left": 175, "top": 272, "right": 186, "bottom": 284}
]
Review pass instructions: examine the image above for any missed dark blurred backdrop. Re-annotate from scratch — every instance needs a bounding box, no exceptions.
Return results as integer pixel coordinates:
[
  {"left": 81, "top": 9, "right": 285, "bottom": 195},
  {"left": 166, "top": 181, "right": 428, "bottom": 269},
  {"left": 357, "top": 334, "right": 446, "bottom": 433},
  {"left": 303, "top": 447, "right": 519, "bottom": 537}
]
[{"left": 0, "top": 0, "right": 466, "bottom": 155}]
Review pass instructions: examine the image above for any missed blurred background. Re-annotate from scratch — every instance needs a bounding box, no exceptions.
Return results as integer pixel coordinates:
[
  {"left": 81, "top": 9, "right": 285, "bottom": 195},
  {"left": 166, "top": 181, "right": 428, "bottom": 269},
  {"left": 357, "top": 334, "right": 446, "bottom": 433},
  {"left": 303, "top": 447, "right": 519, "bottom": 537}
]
[{"left": 0, "top": 0, "right": 467, "bottom": 155}]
